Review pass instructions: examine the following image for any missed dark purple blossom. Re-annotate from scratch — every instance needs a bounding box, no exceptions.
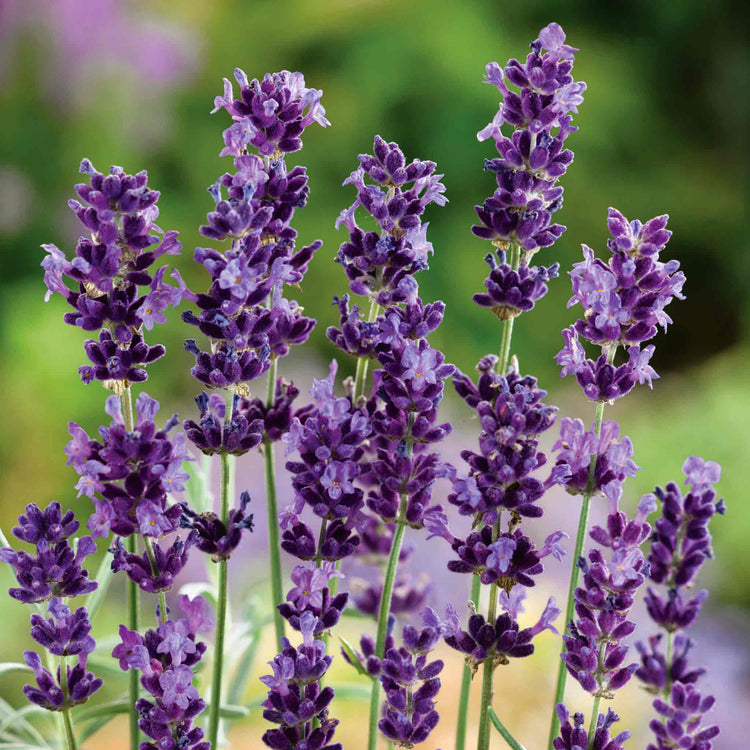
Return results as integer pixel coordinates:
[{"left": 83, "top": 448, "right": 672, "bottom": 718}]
[
  {"left": 115, "top": 597, "right": 210, "bottom": 750},
  {"left": 179, "top": 489, "right": 254, "bottom": 561},
  {"left": 212, "top": 69, "right": 329, "bottom": 157},
  {"left": 445, "top": 591, "right": 559, "bottom": 669},
  {"left": 1, "top": 503, "right": 97, "bottom": 604},
  {"left": 648, "top": 683, "right": 719, "bottom": 749},
  {"left": 553, "top": 705, "right": 630, "bottom": 750},
  {"left": 472, "top": 23, "right": 585, "bottom": 253},
  {"left": 260, "top": 612, "right": 341, "bottom": 750},
  {"left": 378, "top": 608, "right": 444, "bottom": 747},
  {"left": 66, "top": 393, "right": 190, "bottom": 540},
  {"left": 41, "top": 159, "right": 188, "bottom": 383}
]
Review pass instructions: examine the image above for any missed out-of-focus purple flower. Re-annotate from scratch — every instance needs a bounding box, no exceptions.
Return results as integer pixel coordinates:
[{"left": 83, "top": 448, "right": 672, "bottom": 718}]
[{"left": 648, "top": 683, "right": 719, "bottom": 749}]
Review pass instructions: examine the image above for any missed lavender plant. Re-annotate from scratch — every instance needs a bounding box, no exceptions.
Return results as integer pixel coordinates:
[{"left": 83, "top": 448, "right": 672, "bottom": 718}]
[
  {"left": 182, "top": 67, "right": 329, "bottom": 747},
  {"left": 0, "top": 20, "right": 729, "bottom": 750}
]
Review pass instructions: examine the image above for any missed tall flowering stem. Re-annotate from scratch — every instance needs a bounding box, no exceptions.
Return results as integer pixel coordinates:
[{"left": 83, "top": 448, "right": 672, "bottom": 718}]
[
  {"left": 367, "top": 445, "right": 411, "bottom": 750},
  {"left": 121, "top": 385, "right": 142, "bottom": 749},
  {"left": 263, "top": 358, "right": 286, "bottom": 647},
  {"left": 634, "top": 457, "right": 724, "bottom": 748},
  {"left": 549, "top": 363, "right": 610, "bottom": 739},
  {"left": 548, "top": 206, "right": 684, "bottom": 747},
  {"left": 207, "top": 391, "right": 235, "bottom": 748},
  {"left": 451, "top": 21, "right": 585, "bottom": 750},
  {"left": 184, "top": 74, "right": 330, "bottom": 705}
]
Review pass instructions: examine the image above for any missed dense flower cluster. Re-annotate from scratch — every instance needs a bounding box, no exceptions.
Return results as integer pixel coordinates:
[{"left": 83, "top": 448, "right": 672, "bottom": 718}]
[
  {"left": 66, "top": 394, "right": 189, "bottom": 539},
  {"left": 1, "top": 502, "right": 97, "bottom": 604},
  {"left": 378, "top": 609, "right": 445, "bottom": 747},
  {"left": 556, "top": 208, "right": 685, "bottom": 402},
  {"left": 333, "top": 135, "right": 446, "bottom": 306},
  {"left": 1, "top": 504, "right": 102, "bottom": 713},
  {"left": 561, "top": 492, "right": 654, "bottom": 697},
  {"left": 552, "top": 417, "right": 639, "bottom": 504},
  {"left": 114, "top": 595, "right": 211, "bottom": 750},
  {"left": 445, "top": 590, "right": 560, "bottom": 670},
  {"left": 635, "top": 457, "right": 723, "bottom": 748},
  {"left": 41, "top": 159, "right": 188, "bottom": 384},
  {"left": 553, "top": 705, "right": 630, "bottom": 750},
  {"left": 471, "top": 22, "right": 584, "bottom": 321},
  {"left": 183, "top": 68, "right": 327, "bottom": 391},
  {"left": 260, "top": 612, "right": 341, "bottom": 750}
]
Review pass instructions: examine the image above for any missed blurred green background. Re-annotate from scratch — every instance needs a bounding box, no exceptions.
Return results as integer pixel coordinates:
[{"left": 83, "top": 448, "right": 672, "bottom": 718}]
[{"left": 0, "top": 0, "right": 747, "bottom": 747}]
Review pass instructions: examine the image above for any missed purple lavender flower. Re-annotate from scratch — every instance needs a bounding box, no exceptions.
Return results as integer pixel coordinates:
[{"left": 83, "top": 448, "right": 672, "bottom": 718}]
[
  {"left": 445, "top": 591, "right": 559, "bottom": 670},
  {"left": 561, "top": 494, "right": 653, "bottom": 698},
  {"left": 111, "top": 535, "right": 194, "bottom": 594},
  {"left": 179, "top": 489, "right": 254, "bottom": 561},
  {"left": 212, "top": 69, "right": 329, "bottom": 157},
  {"left": 277, "top": 563, "right": 348, "bottom": 634},
  {"left": 184, "top": 70, "right": 326, "bottom": 391},
  {"left": 115, "top": 597, "right": 209, "bottom": 749},
  {"left": 335, "top": 136, "right": 447, "bottom": 306},
  {"left": 469, "top": 22, "right": 584, "bottom": 330},
  {"left": 378, "top": 609, "right": 444, "bottom": 747},
  {"left": 66, "top": 393, "right": 189, "bottom": 540},
  {"left": 474, "top": 248, "right": 560, "bottom": 319},
  {"left": 41, "top": 160, "right": 189, "bottom": 384},
  {"left": 648, "top": 683, "right": 719, "bottom": 749},
  {"left": 553, "top": 705, "right": 630, "bottom": 750},
  {"left": 553, "top": 417, "right": 639, "bottom": 504},
  {"left": 634, "top": 458, "right": 723, "bottom": 746},
  {"left": 557, "top": 209, "right": 685, "bottom": 401},
  {"left": 23, "top": 649, "right": 102, "bottom": 710},
  {"left": 260, "top": 612, "right": 341, "bottom": 749},
  {"left": 1, "top": 503, "right": 97, "bottom": 603}
]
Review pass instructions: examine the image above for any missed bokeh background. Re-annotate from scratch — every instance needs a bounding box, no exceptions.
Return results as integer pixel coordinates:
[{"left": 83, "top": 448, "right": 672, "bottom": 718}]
[{"left": 0, "top": 0, "right": 747, "bottom": 747}]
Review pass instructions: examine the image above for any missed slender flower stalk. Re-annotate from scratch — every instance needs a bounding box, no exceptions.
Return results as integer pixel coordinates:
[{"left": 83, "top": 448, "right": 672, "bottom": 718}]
[
  {"left": 263, "top": 358, "right": 286, "bottom": 648},
  {"left": 548, "top": 205, "right": 684, "bottom": 746},
  {"left": 489, "top": 708, "right": 526, "bottom": 750},
  {"left": 121, "top": 386, "right": 141, "bottom": 749},
  {"left": 207, "top": 391, "right": 235, "bottom": 748},
  {"left": 453, "top": 21, "right": 585, "bottom": 748},
  {"left": 548, "top": 373, "right": 609, "bottom": 742},
  {"left": 367, "top": 459, "right": 411, "bottom": 750},
  {"left": 59, "top": 655, "right": 78, "bottom": 750}
]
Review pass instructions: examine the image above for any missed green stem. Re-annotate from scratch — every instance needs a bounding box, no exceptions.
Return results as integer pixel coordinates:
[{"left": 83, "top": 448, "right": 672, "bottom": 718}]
[
  {"left": 367, "top": 499, "right": 409, "bottom": 750},
  {"left": 489, "top": 707, "right": 526, "bottom": 750},
  {"left": 208, "top": 390, "right": 235, "bottom": 749},
  {"left": 455, "top": 573, "right": 482, "bottom": 750},
  {"left": 121, "top": 386, "right": 140, "bottom": 750},
  {"left": 353, "top": 300, "right": 381, "bottom": 400},
  {"left": 457, "top": 244, "right": 521, "bottom": 750},
  {"left": 60, "top": 656, "right": 78, "bottom": 750},
  {"left": 142, "top": 537, "right": 168, "bottom": 623},
  {"left": 263, "top": 358, "right": 286, "bottom": 649},
  {"left": 547, "top": 348, "right": 616, "bottom": 748},
  {"left": 477, "top": 578, "right": 500, "bottom": 750}
]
